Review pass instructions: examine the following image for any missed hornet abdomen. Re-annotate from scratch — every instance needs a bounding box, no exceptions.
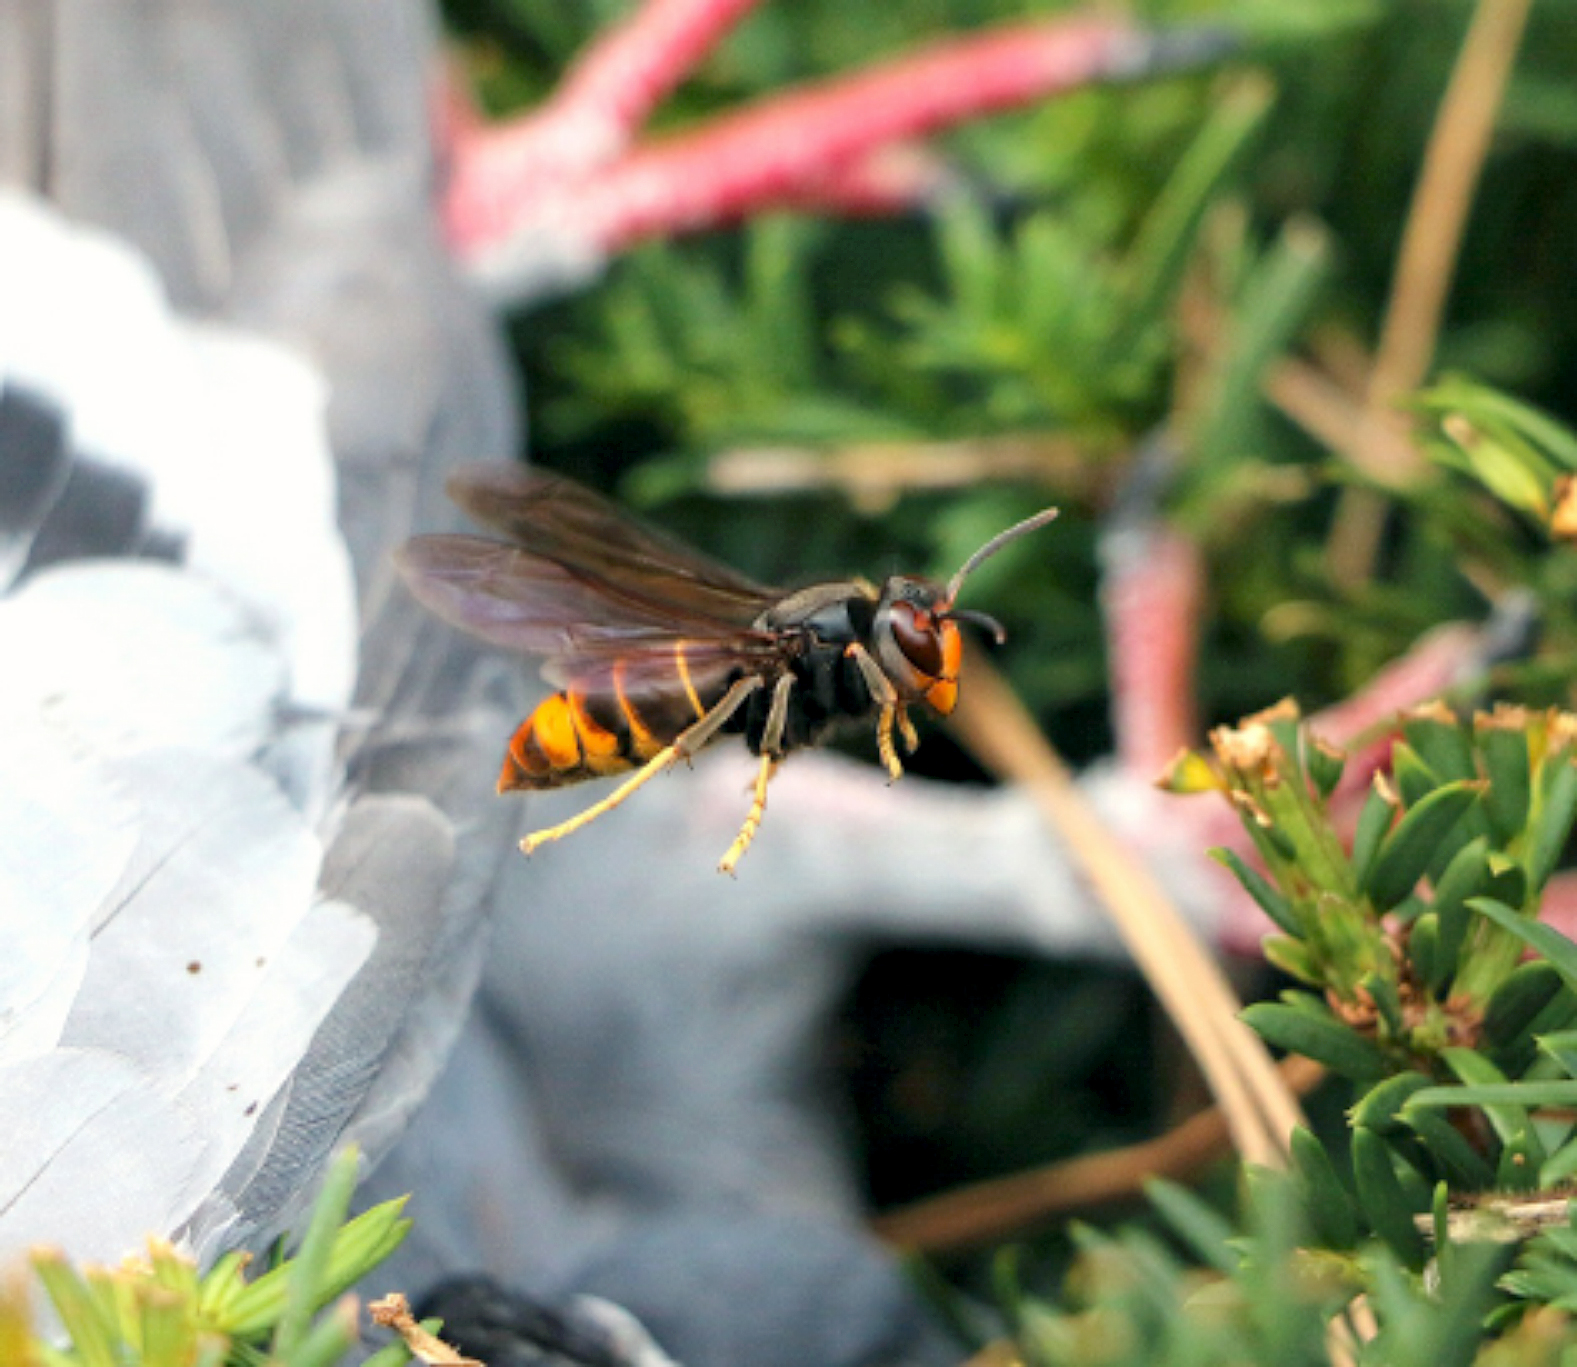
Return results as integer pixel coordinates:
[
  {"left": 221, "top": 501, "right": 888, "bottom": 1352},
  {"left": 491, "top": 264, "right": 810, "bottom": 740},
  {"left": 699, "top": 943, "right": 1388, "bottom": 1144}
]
[{"left": 499, "top": 649, "right": 732, "bottom": 791}]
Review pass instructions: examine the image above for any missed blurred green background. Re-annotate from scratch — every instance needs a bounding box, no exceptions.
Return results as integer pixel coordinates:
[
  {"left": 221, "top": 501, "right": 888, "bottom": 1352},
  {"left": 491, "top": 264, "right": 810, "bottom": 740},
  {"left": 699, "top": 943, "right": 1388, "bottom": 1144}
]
[{"left": 438, "top": 0, "right": 1577, "bottom": 1285}]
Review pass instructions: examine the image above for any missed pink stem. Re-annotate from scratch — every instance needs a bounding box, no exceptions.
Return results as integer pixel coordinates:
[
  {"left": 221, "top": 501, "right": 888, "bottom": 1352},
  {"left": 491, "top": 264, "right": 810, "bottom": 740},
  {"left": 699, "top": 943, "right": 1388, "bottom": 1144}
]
[
  {"left": 553, "top": 0, "right": 766, "bottom": 146},
  {"left": 1103, "top": 523, "right": 1205, "bottom": 778},
  {"left": 762, "top": 143, "right": 956, "bottom": 217},
  {"left": 1539, "top": 871, "right": 1577, "bottom": 937},
  {"left": 1207, "top": 623, "right": 1496, "bottom": 953},
  {"left": 444, "top": 0, "right": 764, "bottom": 244},
  {"left": 447, "top": 16, "right": 1233, "bottom": 285},
  {"left": 1306, "top": 622, "right": 1483, "bottom": 800},
  {"left": 541, "top": 15, "right": 1140, "bottom": 251}
]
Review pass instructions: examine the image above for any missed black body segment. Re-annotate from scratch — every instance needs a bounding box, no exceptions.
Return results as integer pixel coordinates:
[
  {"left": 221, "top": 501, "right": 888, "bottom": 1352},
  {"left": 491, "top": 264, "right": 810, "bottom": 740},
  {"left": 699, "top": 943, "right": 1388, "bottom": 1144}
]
[{"left": 502, "top": 586, "right": 885, "bottom": 790}]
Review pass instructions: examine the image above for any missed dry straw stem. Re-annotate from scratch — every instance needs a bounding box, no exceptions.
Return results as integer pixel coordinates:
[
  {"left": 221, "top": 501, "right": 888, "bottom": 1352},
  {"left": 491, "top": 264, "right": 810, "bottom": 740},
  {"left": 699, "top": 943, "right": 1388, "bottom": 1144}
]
[
  {"left": 1416, "top": 1195, "right": 1577, "bottom": 1245},
  {"left": 1265, "top": 355, "right": 1368, "bottom": 460},
  {"left": 1326, "top": 0, "right": 1534, "bottom": 588},
  {"left": 369, "top": 1292, "right": 483, "bottom": 1366},
  {"left": 1267, "top": 349, "right": 1518, "bottom": 604},
  {"left": 947, "top": 649, "right": 1306, "bottom": 1171},
  {"left": 703, "top": 431, "right": 1112, "bottom": 514},
  {"left": 873, "top": 1056, "right": 1324, "bottom": 1252}
]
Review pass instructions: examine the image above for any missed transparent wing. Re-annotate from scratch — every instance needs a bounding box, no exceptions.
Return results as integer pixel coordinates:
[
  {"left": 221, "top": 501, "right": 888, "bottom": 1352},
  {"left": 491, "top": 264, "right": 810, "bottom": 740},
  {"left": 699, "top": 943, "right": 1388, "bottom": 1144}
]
[{"left": 444, "top": 464, "right": 779, "bottom": 624}]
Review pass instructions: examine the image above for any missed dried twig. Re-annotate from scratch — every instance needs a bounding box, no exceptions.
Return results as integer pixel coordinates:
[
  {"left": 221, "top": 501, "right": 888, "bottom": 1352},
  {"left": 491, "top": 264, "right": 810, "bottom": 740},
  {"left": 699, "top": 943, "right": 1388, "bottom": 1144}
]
[
  {"left": 369, "top": 1293, "right": 484, "bottom": 1367},
  {"left": 703, "top": 431, "right": 1113, "bottom": 511},
  {"left": 1326, "top": 0, "right": 1533, "bottom": 588},
  {"left": 1416, "top": 1193, "right": 1577, "bottom": 1245},
  {"left": 873, "top": 1056, "right": 1323, "bottom": 1252}
]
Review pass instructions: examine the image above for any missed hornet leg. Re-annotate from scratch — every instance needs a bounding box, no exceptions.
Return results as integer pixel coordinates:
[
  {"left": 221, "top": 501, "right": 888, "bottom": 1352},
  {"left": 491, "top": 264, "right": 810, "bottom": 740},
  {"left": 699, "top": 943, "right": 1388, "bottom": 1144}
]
[
  {"left": 845, "top": 642, "right": 905, "bottom": 782},
  {"left": 895, "top": 703, "right": 919, "bottom": 756},
  {"left": 520, "top": 675, "right": 763, "bottom": 857},
  {"left": 717, "top": 672, "right": 795, "bottom": 875}
]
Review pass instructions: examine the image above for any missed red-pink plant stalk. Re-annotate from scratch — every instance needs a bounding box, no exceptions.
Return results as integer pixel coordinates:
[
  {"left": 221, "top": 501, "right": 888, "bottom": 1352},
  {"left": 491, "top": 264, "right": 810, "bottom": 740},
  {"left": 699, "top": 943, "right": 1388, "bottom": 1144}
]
[
  {"left": 552, "top": 0, "right": 765, "bottom": 146},
  {"left": 509, "top": 0, "right": 764, "bottom": 176},
  {"left": 762, "top": 143, "right": 958, "bottom": 219},
  {"left": 446, "top": 13, "right": 1208, "bottom": 294},
  {"left": 446, "top": 0, "right": 762, "bottom": 249},
  {"left": 569, "top": 17, "right": 1139, "bottom": 249},
  {"left": 1103, "top": 522, "right": 1206, "bottom": 778}
]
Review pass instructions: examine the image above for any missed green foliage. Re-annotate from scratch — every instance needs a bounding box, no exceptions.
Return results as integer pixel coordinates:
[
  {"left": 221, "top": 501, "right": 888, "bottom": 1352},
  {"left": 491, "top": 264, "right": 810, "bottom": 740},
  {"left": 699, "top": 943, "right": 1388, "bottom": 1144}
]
[
  {"left": 445, "top": 1, "right": 1577, "bottom": 1360},
  {"left": 1415, "top": 379, "right": 1577, "bottom": 524},
  {"left": 0, "top": 1150, "right": 422, "bottom": 1367},
  {"left": 1013, "top": 1175, "right": 1343, "bottom": 1365},
  {"left": 534, "top": 65, "right": 1289, "bottom": 455},
  {"left": 1182, "top": 702, "right": 1577, "bottom": 1063},
  {"left": 979, "top": 703, "right": 1577, "bottom": 1365}
]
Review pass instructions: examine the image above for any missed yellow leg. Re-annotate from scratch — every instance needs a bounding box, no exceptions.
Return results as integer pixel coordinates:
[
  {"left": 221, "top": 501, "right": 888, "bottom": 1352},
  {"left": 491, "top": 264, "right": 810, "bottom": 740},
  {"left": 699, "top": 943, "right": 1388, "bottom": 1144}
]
[
  {"left": 895, "top": 704, "right": 919, "bottom": 756},
  {"left": 519, "top": 674, "right": 765, "bottom": 857},
  {"left": 717, "top": 672, "right": 795, "bottom": 874},
  {"left": 718, "top": 753, "right": 779, "bottom": 876},
  {"left": 520, "top": 744, "right": 680, "bottom": 855},
  {"left": 874, "top": 705, "right": 904, "bottom": 783},
  {"left": 844, "top": 643, "right": 905, "bottom": 782}
]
